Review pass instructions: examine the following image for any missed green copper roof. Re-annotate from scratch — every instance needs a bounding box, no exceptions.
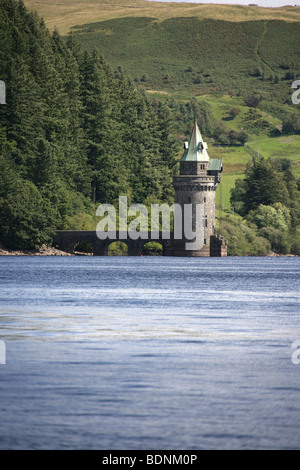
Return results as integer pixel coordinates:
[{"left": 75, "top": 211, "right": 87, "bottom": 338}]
[
  {"left": 181, "top": 121, "right": 210, "bottom": 162},
  {"left": 208, "top": 159, "right": 223, "bottom": 171}
]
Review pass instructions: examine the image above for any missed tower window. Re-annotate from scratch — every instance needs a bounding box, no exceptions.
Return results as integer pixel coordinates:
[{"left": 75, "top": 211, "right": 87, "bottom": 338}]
[
  {"left": 204, "top": 197, "right": 206, "bottom": 203},
  {"left": 204, "top": 239, "right": 207, "bottom": 245}
]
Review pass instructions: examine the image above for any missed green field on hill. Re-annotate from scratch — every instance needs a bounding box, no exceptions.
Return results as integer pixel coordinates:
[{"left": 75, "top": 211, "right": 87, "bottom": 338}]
[{"left": 158, "top": 92, "right": 300, "bottom": 212}]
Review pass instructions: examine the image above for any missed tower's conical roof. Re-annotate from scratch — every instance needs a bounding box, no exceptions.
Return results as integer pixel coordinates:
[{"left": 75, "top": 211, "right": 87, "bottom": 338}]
[{"left": 181, "top": 121, "right": 210, "bottom": 162}]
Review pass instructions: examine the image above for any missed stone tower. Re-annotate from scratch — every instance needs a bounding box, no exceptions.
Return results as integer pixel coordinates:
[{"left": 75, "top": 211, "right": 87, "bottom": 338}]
[{"left": 173, "top": 121, "right": 227, "bottom": 257}]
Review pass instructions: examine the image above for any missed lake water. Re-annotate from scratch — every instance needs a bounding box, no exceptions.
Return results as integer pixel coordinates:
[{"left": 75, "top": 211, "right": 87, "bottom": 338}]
[{"left": 0, "top": 256, "right": 299, "bottom": 450}]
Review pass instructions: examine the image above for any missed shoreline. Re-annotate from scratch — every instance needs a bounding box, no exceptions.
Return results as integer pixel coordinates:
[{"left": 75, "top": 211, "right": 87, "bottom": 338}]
[
  {"left": 0, "top": 245, "right": 297, "bottom": 257},
  {"left": 0, "top": 244, "right": 77, "bottom": 257}
]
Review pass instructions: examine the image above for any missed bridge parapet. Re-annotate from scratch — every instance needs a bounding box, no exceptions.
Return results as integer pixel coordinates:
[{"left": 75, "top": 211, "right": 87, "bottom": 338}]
[{"left": 53, "top": 231, "right": 173, "bottom": 256}]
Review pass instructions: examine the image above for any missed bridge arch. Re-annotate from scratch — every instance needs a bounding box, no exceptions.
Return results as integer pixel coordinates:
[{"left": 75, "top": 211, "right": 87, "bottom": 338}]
[
  {"left": 74, "top": 241, "right": 94, "bottom": 254},
  {"left": 107, "top": 241, "right": 128, "bottom": 256},
  {"left": 142, "top": 241, "right": 163, "bottom": 256}
]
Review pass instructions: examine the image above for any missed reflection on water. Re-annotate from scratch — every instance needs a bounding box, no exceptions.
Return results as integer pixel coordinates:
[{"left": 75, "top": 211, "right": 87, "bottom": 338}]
[{"left": 0, "top": 256, "right": 299, "bottom": 449}]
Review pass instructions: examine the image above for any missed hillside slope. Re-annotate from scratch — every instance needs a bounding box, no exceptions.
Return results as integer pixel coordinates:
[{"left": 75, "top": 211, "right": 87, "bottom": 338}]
[
  {"left": 69, "top": 16, "right": 300, "bottom": 98},
  {"left": 24, "top": 0, "right": 300, "bottom": 35},
  {"left": 24, "top": 1, "right": 300, "bottom": 99}
]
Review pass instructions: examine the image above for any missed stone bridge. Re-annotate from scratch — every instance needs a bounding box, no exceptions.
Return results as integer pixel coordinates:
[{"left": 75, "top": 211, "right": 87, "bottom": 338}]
[
  {"left": 52, "top": 230, "right": 227, "bottom": 257},
  {"left": 52, "top": 231, "right": 174, "bottom": 256}
]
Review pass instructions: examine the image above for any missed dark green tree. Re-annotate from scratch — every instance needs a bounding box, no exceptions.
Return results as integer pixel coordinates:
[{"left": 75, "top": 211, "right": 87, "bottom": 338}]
[{"left": 231, "top": 157, "right": 290, "bottom": 216}]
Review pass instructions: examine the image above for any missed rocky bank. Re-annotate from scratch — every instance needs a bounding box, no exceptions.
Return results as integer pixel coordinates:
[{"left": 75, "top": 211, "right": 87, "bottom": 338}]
[{"left": 0, "top": 244, "right": 73, "bottom": 256}]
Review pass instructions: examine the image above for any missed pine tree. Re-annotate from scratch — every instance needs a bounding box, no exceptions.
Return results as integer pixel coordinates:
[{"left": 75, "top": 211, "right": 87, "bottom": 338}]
[{"left": 231, "top": 158, "right": 290, "bottom": 216}]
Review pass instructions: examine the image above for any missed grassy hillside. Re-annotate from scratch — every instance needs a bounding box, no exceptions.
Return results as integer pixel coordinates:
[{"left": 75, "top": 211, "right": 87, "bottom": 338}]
[
  {"left": 24, "top": 1, "right": 300, "bottom": 112},
  {"left": 24, "top": 1, "right": 300, "bottom": 35},
  {"left": 66, "top": 16, "right": 299, "bottom": 99}
]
